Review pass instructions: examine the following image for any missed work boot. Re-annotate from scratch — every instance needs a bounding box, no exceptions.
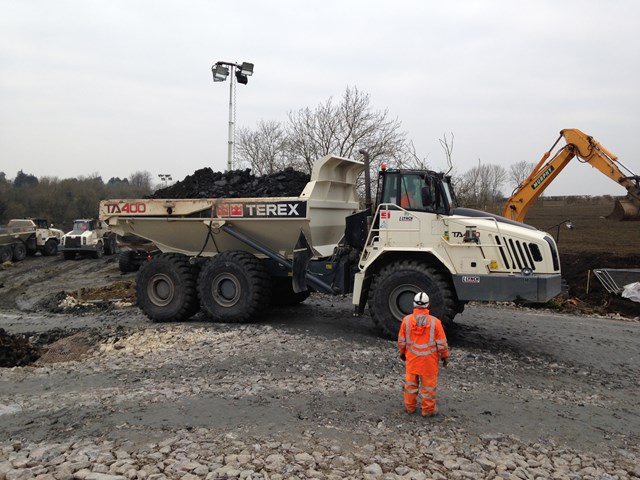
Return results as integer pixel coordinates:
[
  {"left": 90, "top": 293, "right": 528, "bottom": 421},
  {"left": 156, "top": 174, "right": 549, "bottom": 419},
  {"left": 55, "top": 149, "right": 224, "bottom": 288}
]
[{"left": 422, "top": 407, "right": 438, "bottom": 417}]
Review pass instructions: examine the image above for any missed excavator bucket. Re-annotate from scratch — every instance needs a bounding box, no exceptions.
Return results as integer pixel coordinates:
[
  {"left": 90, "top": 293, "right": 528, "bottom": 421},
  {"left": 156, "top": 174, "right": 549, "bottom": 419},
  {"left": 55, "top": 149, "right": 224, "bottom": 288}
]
[{"left": 607, "top": 195, "right": 640, "bottom": 221}]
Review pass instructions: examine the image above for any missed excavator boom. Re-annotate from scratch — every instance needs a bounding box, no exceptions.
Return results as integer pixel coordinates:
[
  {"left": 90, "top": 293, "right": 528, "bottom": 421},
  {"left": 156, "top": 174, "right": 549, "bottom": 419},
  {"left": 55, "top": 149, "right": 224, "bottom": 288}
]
[{"left": 503, "top": 129, "right": 640, "bottom": 222}]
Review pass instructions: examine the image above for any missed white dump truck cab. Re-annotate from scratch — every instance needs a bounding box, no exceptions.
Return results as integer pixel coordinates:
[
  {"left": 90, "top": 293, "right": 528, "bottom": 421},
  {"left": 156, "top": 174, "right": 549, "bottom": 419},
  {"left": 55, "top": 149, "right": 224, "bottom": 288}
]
[
  {"left": 59, "top": 218, "right": 117, "bottom": 260},
  {"left": 351, "top": 165, "right": 562, "bottom": 336}
]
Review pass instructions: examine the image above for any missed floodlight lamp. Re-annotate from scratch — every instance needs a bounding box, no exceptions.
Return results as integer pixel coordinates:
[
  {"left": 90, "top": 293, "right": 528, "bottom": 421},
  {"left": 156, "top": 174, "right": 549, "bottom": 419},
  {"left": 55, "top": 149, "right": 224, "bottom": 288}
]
[
  {"left": 239, "top": 62, "right": 254, "bottom": 76},
  {"left": 235, "top": 70, "right": 248, "bottom": 85},
  {"left": 212, "top": 64, "right": 229, "bottom": 82},
  {"left": 565, "top": 221, "right": 574, "bottom": 230}
]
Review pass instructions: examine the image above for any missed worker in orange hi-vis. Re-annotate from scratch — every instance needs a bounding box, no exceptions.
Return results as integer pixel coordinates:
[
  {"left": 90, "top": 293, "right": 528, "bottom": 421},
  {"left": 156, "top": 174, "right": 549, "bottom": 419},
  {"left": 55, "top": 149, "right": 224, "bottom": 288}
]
[{"left": 398, "top": 292, "right": 449, "bottom": 417}]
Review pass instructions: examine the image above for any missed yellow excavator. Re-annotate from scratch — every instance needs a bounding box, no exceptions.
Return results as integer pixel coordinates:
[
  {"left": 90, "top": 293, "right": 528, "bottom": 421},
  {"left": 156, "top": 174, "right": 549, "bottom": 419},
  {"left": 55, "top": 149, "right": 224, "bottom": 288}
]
[{"left": 503, "top": 128, "right": 640, "bottom": 223}]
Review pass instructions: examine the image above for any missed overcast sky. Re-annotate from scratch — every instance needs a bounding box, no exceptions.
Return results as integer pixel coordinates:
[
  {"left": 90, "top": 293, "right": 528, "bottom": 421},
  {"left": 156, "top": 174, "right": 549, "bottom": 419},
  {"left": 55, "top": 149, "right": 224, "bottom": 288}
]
[{"left": 1, "top": 0, "right": 639, "bottom": 196}]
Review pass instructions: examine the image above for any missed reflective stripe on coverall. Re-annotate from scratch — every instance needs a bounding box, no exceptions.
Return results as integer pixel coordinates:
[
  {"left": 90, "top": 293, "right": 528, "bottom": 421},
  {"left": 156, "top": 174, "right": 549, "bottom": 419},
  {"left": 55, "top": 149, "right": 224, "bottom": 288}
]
[{"left": 398, "top": 308, "right": 449, "bottom": 415}]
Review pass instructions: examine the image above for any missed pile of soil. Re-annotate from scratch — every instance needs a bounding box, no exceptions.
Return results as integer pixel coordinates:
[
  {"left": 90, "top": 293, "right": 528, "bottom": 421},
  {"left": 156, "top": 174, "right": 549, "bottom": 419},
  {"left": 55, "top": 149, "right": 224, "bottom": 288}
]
[
  {"left": 151, "top": 167, "right": 310, "bottom": 199},
  {"left": 0, "top": 329, "right": 40, "bottom": 367},
  {"left": 554, "top": 252, "right": 640, "bottom": 318}
]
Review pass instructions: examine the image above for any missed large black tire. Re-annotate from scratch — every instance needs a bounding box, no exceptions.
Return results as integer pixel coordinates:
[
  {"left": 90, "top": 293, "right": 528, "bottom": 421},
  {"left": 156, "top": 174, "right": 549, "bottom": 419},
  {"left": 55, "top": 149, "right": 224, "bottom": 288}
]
[
  {"left": 12, "top": 242, "right": 27, "bottom": 262},
  {"left": 42, "top": 239, "right": 58, "bottom": 256},
  {"left": 368, "top": 260, "right": 459, "bottom": 339},
  {"left": 119, "top": 250, "right": 140, "bottom": 273},
  {"left": 104, "top": 234, "right": 117, "bottom": 255},
  {"left": 198, "top": 251, "right": 270, "bottom": 323},
  {"left": 270, "top": 278, "right": 311, "bottom": 306},
  {"left": 0, "top": 246, "right": 13, "bottom": 263},
  {"left": 136, "top": 253, "right": 199, "bottom": 322}
]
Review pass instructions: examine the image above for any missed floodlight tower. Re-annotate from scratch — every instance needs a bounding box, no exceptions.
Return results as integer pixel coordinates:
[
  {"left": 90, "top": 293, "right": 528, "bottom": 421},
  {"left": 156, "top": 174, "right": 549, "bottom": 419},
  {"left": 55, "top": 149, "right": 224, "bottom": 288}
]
[{"left": 211, "top": 61, "right": 254, "bottom": 171}]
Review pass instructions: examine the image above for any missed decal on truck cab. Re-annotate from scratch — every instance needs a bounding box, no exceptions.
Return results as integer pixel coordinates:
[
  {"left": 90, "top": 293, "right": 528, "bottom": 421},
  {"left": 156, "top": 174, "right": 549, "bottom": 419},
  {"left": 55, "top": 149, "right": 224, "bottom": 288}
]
[{"left": 216, "top": 201, "right": 307, "bottom": 218}]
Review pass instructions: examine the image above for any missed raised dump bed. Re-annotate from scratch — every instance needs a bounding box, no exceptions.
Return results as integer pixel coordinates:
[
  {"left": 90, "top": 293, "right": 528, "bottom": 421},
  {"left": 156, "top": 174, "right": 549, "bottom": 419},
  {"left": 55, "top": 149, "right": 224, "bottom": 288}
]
[{"left": 100, "top": 155, "right": 364, "bottom": 258}]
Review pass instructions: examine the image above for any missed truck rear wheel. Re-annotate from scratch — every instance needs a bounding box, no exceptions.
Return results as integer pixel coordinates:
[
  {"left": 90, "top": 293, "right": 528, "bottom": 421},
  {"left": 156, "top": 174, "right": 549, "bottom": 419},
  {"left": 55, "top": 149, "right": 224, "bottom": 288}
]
[
  {"left": 198, "top": 251, "right": 270, "bottom": 323},
  {"left": 136, "top": 253, "right": 199, "bottom": 322},
  {"left": 368, "top": 260, "right": 458, "bottom": 339},
  {"left": 93, "top": 242, "right": 104, "bottom": 259},
  {"left": 0, "top": 246, "right": 13, "bottom": 263},
  {"left": 104, "top": 234, "right": 117, "bottom": 255},
  {"left": 270, "top": 278, "right": 311, "bottom": 306},
  {"left": 119, "top": 250, "right": 141, "bottom": 273},
  {"left": 12, "top": 243, "right": 27, "bottom": 262},
  {"left": 42, "top": 239, "right": 58, "bottom": 256}
]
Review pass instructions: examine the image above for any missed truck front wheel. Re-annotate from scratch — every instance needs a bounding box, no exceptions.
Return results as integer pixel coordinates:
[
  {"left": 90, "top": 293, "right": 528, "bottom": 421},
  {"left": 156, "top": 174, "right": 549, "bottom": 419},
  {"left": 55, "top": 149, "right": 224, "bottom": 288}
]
[
  {"left": 136, "top": 253, "right": 199, "bottom": 322},
  {"left": 368, "top": 260, "right": 458, "bottom": 339},
  {"left": 198, "top": 251, "right": 270, "bottom": 323},
  {"left": 42, "top": 239, "right": 58, "bottom": 256},
  {"left": 93, "top": 242, "right": 104, "bottom": 259}
]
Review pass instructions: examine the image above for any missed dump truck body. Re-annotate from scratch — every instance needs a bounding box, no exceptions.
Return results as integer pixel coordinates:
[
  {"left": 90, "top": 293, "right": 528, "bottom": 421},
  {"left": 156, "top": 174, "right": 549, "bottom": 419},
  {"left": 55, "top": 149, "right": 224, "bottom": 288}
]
[
  {"left": 0, "top": 225, "right": 34, "bottom": 262},
  {"left": 100, "top": 154, "right": 562, "bottom": 338},
  {"left": 6, "top": 219, "right": 63, "bottom": 256}
]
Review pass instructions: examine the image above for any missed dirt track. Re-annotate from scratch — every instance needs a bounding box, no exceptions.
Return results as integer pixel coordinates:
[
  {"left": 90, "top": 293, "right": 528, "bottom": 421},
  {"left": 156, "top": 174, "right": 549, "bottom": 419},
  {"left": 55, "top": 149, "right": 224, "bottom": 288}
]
[{"left": 1, "top": 255, "right": 639, "bottom": 478}]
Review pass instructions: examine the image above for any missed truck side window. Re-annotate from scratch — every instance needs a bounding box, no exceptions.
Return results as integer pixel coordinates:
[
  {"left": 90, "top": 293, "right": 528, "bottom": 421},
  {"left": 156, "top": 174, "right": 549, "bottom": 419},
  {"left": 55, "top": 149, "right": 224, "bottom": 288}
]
[{"left": 381, "top": 173, "right": 399, "bottom": 205}]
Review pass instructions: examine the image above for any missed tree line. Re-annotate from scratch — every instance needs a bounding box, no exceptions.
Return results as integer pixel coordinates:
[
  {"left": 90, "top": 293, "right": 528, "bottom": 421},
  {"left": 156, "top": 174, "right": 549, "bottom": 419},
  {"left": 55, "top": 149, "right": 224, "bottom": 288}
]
[
  {"left": 0, "top": 171, "right": 154, "bottom": 231},
  {"left": 2, "top": 86, "right": 538, "bottom": 229},
  {"left": 235, "top": 86, "right": 535, "bottom": 209}
]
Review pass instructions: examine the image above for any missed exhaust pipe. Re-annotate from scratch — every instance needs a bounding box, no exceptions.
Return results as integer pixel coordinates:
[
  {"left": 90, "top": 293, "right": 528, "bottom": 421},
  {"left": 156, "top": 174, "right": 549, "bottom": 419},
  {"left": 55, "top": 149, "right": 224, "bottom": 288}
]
[{"left": 359, "top": 149, "right": 372, "bottom": 215}]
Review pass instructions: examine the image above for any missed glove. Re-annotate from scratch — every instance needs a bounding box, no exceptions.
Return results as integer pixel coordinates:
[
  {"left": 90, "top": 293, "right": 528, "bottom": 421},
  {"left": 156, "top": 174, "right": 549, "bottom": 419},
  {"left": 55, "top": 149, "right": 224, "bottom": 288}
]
[
  {"left": 442, "top": 358, "right": 449, "bottom": 368},
  {"left": 400, "top": 353, "right": 406, "bottom": 362}
]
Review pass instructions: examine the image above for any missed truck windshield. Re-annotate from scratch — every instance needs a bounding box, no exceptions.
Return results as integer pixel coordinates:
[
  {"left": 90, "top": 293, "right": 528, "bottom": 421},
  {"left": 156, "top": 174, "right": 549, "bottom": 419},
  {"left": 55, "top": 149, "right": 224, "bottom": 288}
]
[
  {"left": 73, "top": 221, "right": 91, "bottom": 232},
  {"left": 381, "top": 172, "right": 450, "bottom": 214}
]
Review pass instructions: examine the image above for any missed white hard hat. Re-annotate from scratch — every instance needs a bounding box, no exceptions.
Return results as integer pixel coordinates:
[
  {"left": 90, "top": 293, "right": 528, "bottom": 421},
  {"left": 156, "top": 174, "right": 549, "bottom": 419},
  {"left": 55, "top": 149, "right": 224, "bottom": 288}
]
[{"left": 413, "top": 292, "right": 430, "bottom": 307}]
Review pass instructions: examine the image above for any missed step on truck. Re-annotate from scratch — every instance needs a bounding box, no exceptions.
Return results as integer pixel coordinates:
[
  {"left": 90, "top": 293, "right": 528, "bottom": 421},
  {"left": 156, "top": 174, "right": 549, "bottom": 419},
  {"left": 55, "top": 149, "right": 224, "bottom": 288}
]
[
  {"left": 0, "top": 218, "right": 64, "bottom": 262},
  {"left": 59, "top": 219, "right": 117, "bottom": 260},
  {"left": 99, "top": 154, "right": 562, "bottom": 338}
]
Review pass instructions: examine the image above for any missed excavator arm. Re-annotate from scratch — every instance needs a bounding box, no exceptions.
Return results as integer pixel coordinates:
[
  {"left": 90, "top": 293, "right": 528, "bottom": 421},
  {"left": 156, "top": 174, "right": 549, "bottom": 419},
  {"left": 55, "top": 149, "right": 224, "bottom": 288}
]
[{"left": 503, "top": 128, "right": 640, "bottom": 223}]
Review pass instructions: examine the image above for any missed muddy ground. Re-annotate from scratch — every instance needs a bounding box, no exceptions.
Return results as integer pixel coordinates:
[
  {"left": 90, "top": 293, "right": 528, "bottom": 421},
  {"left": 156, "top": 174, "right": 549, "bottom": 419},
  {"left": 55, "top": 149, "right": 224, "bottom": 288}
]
[{"left": 0, "top": 254, "right": 639, "bottom": 478}]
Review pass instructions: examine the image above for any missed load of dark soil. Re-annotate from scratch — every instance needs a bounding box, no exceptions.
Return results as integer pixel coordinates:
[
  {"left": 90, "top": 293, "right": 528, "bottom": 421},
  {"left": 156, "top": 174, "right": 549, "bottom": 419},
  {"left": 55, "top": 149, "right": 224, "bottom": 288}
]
[
  {"left": 151, "top": 167, "right": 310, "bottom": 199},
  {"left": 0, "top": 328, "right": 40, "bottom": 367}
]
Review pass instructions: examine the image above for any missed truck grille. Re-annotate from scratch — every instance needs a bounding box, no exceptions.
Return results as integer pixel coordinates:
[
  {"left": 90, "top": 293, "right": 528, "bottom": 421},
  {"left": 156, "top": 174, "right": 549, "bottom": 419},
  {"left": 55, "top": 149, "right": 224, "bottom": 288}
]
[
  {"left": 65, "top": 237, "right": 81, "bottom": 248},
  {"left": 494, "top": 236, "right": 544, "bottom": 272}
]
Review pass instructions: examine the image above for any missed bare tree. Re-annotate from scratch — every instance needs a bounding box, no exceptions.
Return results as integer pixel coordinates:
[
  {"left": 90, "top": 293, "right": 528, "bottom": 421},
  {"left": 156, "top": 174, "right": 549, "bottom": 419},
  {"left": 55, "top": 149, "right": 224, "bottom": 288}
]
[
  {"left": 129, "top": 171, "right": 153, "bottom": 192},
  {"left": 456, "top": 160, "right": 507, "bottom": 209},
  {"left": 235, "top": 120, "right": 295, "bottom": 175},
  {"left": 255, "top": 86, "right": 408, "bottom": 174},
  {"left": 508, "top": 160, "right": 536, "bottom": 190}
]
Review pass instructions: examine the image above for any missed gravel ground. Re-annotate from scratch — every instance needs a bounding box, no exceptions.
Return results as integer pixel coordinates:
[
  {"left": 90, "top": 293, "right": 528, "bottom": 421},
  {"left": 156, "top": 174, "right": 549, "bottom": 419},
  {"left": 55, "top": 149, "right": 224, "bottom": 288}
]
[{"left": 1, "top": 256, "right": 639, "bottom": 479}]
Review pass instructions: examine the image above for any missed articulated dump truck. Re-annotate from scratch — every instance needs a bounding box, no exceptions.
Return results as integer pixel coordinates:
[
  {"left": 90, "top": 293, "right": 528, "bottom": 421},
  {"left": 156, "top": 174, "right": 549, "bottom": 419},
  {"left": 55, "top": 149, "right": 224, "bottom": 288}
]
[{"left": 99, "top": 154, "right": 562, "bottom": 338}]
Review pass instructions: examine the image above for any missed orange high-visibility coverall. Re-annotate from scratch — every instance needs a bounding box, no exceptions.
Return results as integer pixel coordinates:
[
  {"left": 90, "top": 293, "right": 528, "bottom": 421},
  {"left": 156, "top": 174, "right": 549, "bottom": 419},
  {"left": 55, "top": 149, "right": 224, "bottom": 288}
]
[{"left": 398, "top": 307, "right": 449, "bottom": 416}]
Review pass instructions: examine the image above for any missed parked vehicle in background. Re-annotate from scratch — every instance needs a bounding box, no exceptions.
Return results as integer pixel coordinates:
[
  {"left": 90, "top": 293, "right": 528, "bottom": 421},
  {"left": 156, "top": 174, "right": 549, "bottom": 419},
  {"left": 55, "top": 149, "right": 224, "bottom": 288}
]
[
  {"left": 6, "top": 218, "right": 64, "bottom": 256},
  {"left": 0, "top": 218, "right": 63, "bottom": 262},
  {"left": 59, "top": 219, "right": 117, "bottom": 260}
]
